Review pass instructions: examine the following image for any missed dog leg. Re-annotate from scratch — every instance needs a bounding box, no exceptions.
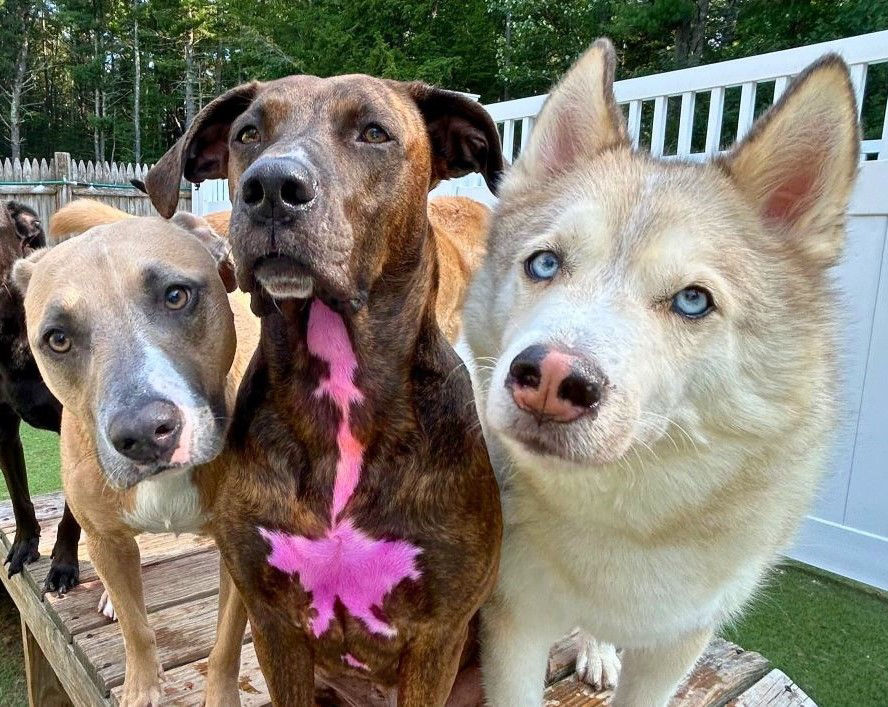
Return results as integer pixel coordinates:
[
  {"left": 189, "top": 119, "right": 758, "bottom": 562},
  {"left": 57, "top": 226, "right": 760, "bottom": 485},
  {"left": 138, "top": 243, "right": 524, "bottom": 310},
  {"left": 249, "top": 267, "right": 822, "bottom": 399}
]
[
  {"left": 480, "top": 596, "right": 560, "bottom": 707},
  {"left": 248, "top": 603, "right": 314, "bottom": 707},
  {"left": 44, "top": 503, "right": 81, "bottom": 594},
  {"left": 87, "top": 533, "right": 163, "bottom": 707},
  {"left": 575, "top": 629, "right": 620, "bottom": 690},
  {"left": 611, "top": 628, "right": 712, "bottom": 707},
  {"left": 397, "top": 622, "right": 468, "bottom": 707},
  {"left": 205, "top": 559, "right": 248, "bottom": 706},
  {"left": 0, "top": 405, "right": 40, "bottom": 576}
]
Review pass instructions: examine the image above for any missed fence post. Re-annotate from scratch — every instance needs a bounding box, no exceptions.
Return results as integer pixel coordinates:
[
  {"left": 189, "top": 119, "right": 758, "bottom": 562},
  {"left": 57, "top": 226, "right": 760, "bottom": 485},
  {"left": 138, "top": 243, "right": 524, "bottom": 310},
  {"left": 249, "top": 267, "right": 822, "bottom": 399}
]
[{"left": 54, "top": 152, "right": 72, "bottom": 212}]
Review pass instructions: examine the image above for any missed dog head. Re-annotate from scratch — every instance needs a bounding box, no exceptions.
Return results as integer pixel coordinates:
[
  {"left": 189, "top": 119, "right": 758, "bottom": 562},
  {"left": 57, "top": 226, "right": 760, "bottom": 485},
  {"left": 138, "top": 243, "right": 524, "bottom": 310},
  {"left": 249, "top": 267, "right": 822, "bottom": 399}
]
[
  {"left": 464, "top": 39, "right": 859, "bottom": 471},
  {"left": 5, "top": 201, "right": 46, "bottom": 252},
  {"left": 144, "top": 75, "right": 503, "bottom": 313},
  {"left": 13, "top": 215, "right": 237, "bottom": 488}
]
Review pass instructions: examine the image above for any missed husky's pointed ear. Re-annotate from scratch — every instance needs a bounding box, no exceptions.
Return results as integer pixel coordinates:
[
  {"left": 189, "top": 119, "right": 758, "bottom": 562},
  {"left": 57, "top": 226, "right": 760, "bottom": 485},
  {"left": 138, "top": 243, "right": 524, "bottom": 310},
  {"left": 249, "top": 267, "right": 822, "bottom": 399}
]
[
  {"left": 518, "top": 38, "right": 629, "bottom": 178},
  {"left": 405, "top": 83, "right": 506, "bottom": 194},
  {"left": 11, "top": 247, "right": 50, "bottom": 297},
  {"left": 170, "top": 212, "right": 237, "bottom": 293},
  {"left": 145, "top": 82, "right": 260, "bottom": 218},
  {"left": 721, "top": 55, "right": 859, "bottom": 268}
]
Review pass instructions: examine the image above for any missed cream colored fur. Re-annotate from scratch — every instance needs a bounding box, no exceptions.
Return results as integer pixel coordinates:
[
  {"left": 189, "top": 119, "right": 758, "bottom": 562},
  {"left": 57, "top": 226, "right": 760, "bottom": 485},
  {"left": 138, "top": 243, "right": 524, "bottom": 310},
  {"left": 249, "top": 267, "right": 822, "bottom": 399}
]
[{"left": 462, "top": 39, "right": 859, "bottom": 706}]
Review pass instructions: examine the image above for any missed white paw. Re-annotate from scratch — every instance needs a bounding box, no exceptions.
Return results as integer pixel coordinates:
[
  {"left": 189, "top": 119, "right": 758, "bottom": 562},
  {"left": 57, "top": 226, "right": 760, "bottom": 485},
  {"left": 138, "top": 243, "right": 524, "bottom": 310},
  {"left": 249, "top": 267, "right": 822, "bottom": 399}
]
[
  {"left": 97, "top": 590, "right": 117, "bottom": 621},
  {"left": 575, "top": 631, "right": 620, "bottom": 690}
]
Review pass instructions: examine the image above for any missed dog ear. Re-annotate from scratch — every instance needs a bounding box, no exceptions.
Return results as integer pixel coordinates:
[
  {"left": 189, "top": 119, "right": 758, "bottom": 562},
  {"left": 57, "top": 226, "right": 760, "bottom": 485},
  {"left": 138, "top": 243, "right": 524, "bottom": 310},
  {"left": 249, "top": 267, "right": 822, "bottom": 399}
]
[
  {"left": 721, "top": 55, "right": 859, "bottom": 268},
  {"left": 11, "top": 248, "right": 50, "bottom": 297},
  {"left": 406, "top": 84, "right": 505, "bottom": 195},
  {"left": 170, "top": 212, "right": 237, "bottom": 293},
  {"left": 517, "top": 38, "right": 629, "bottom": 179},
  {"left": 145, "top": 82, "right": 260, "bottom": 218}
]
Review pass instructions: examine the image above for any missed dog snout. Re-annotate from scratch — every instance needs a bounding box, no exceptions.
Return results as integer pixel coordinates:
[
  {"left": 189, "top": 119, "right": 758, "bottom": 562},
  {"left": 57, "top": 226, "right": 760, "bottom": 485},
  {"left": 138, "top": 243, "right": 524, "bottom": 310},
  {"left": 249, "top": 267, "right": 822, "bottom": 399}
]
[
  {"left": 507, "top": 346, "right": 606, "bottom": 423},
  {"left": 240, "top": 156, "right": 317, "bottom": 220},
  {"left": 108, "top": 399, "right": 183, "bottom": 465}
]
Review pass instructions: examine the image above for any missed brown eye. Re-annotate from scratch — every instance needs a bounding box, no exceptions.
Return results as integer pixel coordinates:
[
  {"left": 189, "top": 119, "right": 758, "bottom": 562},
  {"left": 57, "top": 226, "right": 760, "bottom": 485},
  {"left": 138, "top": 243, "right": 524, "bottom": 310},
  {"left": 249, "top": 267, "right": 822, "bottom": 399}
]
[
  {"left": 359, "top": 124, "right": 391, "bottom": 144},
  {"left": 237, "top": 126, "right": 260, "bottom": 144},
  {"left": 164, "top": 285, "right": 191, "bottom": 310},
  {"left": 45, "top": 329, "right": 71, "bottom": 354}
]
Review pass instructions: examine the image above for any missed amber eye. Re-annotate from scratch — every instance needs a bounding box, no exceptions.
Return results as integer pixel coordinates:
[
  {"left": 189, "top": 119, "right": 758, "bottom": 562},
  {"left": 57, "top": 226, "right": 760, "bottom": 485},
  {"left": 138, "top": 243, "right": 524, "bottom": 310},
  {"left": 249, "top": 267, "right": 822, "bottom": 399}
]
[
  {"left": 359, "top": 124, "right": 391, "bottom": 144},
  {"left": 164, "top": 285, "right": 191, "bottom": 310},
  {"left": 237, "top": 126, "right": 260, "bottom": 144},
  {"left": 45, "top": 329, "right": 71, "bottom": 354}
]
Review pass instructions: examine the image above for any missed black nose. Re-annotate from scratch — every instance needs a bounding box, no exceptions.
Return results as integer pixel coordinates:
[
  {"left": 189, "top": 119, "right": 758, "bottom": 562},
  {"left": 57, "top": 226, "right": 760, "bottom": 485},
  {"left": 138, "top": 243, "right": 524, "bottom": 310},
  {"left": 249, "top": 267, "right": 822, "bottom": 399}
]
[
  {"left": 557, "top": 373, "right": 603, "bottom": 408},
  {"left": 108, "top": 399, "right": 182, "bottom": 464},
  {"left": 508, "top": 344, "right": 547, "bottom": 389},
  {"left": 239, "top": 156, "right": 317, "bottom": 220}
]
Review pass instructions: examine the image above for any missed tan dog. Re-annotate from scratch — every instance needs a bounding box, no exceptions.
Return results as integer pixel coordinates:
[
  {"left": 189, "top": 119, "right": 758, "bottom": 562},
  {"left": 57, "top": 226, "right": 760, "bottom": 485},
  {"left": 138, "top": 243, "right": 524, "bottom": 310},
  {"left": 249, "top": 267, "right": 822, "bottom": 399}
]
[
  {"left": 461, "top": 41, "right": 859, "bottom": 705},
  {"left": 13, "top": 211, "right": 260, "bottom": 706}
]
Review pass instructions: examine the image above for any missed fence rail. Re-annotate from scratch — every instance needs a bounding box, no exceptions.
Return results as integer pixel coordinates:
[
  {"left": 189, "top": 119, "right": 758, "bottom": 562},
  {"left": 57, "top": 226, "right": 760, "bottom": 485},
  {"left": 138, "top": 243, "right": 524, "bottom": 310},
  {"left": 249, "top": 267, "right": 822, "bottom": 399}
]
[
  {"left": 1, "top": 153, "right": 190, "bottom": 243},
  {"left": 445, "top": 29, "right": 888, "bottom": 187}
]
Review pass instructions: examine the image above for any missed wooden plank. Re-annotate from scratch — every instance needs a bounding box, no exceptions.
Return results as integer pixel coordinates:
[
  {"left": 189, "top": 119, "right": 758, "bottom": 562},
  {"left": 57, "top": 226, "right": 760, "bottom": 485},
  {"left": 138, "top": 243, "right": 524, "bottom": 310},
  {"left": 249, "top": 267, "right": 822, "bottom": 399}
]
[
  {"left": 728, "top": 669, "right": 816, "bottom": 706},
  {"left": 46, "top": 549, "right": 221, "bottom": 640},
  {"left": 114, "top": 641, "right": 271, "bottom": 707},
  {"left": 0, "top": 491, "right": 65, "bottom": 527},
  {"left": 543, "top": 639, "right": 770, "bottom": 706},
  {"left": 670, "top": 638, "right": 770, "bottom": 705},
  {"left": 1, "top": 567, "right": 110, "bottom": 705},
  {"left": 75, "top": 593, "right": 232, "bottom": 691},
  {"left": 519, "top": 117, "right": 535, "bottom": 154},
  {"left": 22, "top": 617, "right": 74, "bottom": 707},
  {"left": 501, "top": 119, "right": 515, "bottom": 164},
  {"left": 544, "top": 676, "right": 611, "bottom": 706},
  {"left": 546, "top": 630, "right": 580, "bottom": 684}
]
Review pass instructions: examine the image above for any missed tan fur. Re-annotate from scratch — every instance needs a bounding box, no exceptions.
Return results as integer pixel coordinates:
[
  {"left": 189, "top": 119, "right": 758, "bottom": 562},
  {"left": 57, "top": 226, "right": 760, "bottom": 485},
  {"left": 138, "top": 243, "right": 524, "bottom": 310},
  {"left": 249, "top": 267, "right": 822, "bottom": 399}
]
[
  {"left": 50, "top": 198, "right": 489, "bottom": 342},
  {"left": 462, "top": 40, "right": 859, "bottom": 706},
  {"left": 16, "top": 217, "right": 259, "bottom": 706}
]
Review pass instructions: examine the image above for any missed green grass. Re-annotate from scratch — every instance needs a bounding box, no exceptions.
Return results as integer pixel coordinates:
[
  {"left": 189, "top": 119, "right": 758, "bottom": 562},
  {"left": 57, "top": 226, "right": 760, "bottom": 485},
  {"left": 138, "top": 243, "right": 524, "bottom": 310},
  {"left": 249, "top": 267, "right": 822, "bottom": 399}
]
[
  {"left": 722, "top": 561, "right": 888, "bottom": 706},
  {"left": 0, "top": 424, "right": 61, "bottom": 501},
  {"left": 2, "top": 431, "right": 887, "bottom": 705}
]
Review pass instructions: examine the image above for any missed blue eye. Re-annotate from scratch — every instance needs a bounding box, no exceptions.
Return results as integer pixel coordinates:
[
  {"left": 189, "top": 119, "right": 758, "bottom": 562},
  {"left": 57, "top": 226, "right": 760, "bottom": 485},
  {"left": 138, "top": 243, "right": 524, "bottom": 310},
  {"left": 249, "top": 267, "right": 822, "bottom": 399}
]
[
  {"left": 525, "top": 250, "right": 561, "bottom": 281},
  {"left": 671, "top": 286, "right": 714, "bottom": 318}
]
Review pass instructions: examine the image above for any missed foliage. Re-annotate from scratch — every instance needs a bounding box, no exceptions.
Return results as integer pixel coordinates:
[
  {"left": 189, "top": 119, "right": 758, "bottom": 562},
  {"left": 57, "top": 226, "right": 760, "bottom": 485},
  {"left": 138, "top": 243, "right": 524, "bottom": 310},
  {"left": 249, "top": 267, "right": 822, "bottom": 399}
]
[{"left": 0, "top": 0, "right": 884, "bottom": 163}]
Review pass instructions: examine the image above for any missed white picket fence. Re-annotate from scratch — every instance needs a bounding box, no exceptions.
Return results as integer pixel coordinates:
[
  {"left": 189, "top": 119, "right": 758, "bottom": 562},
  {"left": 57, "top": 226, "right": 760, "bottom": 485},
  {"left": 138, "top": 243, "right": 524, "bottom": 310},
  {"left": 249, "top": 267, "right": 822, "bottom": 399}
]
[
  {"left": 0, "top": 152, "right": 191, "bottom": 243},
  {"left": 195, "top": 31, "right": 888, "bottom": 590}
]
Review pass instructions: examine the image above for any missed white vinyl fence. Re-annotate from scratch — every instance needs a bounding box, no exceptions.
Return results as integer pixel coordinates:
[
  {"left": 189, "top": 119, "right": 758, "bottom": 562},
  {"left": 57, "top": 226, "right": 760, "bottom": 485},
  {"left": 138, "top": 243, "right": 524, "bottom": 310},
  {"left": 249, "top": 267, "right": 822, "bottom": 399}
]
[{"left": 196, "top": 31, "right": 888, "bottom": 589}]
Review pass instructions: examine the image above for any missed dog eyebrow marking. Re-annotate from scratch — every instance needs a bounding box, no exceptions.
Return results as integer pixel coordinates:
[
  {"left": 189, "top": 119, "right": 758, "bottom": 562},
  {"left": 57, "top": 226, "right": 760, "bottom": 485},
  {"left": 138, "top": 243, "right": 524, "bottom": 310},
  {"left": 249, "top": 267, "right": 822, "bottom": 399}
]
[{"left": 258, "top": 299, "right": 422, "bottom": 639}]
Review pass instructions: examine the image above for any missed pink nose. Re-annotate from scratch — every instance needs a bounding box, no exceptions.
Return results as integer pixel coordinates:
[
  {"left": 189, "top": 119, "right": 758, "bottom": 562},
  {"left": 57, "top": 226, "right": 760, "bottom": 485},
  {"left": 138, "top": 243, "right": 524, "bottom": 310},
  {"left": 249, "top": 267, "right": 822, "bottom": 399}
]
[{"left": 507, "top": 345, "right": 604, "bottom": 423}]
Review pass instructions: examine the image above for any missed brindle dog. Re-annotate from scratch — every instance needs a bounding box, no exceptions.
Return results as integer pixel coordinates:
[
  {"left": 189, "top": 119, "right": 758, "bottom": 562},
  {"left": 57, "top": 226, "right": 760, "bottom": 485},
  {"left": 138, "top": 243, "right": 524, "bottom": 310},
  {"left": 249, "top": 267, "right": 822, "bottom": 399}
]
[
  {"left": 0, "top": 202, "right": 80, "bottom": 592},
  {"left": 145, "top": 76, "right": 503, "bottom": 705}
]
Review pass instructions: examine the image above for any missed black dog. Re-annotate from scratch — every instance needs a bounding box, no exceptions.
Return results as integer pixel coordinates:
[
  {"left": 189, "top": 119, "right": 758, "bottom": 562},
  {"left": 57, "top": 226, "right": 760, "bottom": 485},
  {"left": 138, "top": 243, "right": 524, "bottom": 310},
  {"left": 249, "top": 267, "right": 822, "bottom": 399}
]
[{"left": 0, "top": 201, "right": 80, "bottom": 592}]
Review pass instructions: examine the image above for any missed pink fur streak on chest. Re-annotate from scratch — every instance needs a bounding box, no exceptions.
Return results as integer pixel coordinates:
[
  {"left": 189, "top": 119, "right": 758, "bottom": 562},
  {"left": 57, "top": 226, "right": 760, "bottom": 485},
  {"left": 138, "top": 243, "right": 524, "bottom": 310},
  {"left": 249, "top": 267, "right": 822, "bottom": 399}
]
[{"left": 259, "top": 299, "right": 422, "bottom": 639}]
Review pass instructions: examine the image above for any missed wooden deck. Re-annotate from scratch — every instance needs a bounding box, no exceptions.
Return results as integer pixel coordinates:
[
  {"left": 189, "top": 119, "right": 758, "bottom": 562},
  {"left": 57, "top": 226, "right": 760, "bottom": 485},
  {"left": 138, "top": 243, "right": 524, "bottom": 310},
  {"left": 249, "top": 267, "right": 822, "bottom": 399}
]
[{"left": 1, "top": 492, "right": 816, "bottom": 706}]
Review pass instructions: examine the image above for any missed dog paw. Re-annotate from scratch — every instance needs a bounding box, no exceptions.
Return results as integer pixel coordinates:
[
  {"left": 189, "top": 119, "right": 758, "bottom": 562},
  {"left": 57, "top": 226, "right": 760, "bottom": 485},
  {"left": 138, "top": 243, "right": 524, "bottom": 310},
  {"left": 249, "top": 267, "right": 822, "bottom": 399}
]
[
  {"left": 575, "top": 632, "right": 620, "bottom": 690},
  {"left": 203, "top": 682, "right": 243, "bottom": 707},
  {"left": 5, "top": 534, "right": 40, "bottom": 577},
  {"left": 97, "top": 590, "right": 117, "bottom": 621},
  {"left": 119, "top": 667, "right": 164, "bottom": 707},
  {"left": 43, "top": 558, "right": 80, "bottom": 596}
]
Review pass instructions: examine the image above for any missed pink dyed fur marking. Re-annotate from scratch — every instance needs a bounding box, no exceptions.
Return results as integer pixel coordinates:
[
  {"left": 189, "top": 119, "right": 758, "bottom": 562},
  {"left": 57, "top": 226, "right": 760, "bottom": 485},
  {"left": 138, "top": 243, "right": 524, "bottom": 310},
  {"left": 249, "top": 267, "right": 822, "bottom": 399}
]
[
  {"left": 343, "top": 653, "right": 370, "bottom": 671},
  {"left": 260, "top": 299, "right": 422, "bottom": 639}
]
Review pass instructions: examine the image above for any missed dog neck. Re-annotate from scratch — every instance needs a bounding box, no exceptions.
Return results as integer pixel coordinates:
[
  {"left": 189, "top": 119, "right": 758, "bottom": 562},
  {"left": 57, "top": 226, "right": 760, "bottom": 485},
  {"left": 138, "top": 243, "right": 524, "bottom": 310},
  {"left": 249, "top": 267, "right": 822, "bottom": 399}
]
[{"left": 261, "top": 213, "right": 441, "bottom": 419}]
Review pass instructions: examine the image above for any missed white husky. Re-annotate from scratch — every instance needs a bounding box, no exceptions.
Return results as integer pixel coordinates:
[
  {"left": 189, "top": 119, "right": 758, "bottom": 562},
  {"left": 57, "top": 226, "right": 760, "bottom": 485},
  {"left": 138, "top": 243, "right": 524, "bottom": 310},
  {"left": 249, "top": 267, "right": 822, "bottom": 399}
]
[{"left": 462, "top": 39, "right": 860, "bottom": 706}]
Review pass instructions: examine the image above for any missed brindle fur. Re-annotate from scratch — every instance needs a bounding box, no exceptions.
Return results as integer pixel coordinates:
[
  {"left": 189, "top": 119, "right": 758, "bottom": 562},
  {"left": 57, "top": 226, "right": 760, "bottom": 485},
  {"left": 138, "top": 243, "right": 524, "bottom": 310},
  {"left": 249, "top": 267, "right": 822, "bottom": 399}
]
[{"left": 146, "top": 75, "right": 503, "bottom": 705}]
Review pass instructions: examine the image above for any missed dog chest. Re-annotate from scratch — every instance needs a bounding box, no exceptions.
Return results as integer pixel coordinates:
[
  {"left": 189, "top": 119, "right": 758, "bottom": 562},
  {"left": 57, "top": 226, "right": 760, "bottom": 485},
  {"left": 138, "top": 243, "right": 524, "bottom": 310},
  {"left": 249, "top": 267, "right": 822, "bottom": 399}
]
[{"left": 123, "top": 467, "right": 207, "bottom": 534}]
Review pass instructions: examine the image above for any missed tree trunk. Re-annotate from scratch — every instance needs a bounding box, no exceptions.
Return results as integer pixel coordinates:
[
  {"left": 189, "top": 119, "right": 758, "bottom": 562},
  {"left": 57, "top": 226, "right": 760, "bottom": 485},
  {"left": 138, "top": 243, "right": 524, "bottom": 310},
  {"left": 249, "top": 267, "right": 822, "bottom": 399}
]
[
  {"left": 9, "top": 34, "right": 29, "bottom": 161},
  {"left": 675, "top": 0, "right": 709, "bottom": 68},
  {"left": 133, "top": 0, "right": 141, "bottom": 163},
  {"left": 184, "top": 25, "right": 195, "bottom": 128},
  {"left": 93, "top": 31, "right": 101, "bottom": 162}
]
